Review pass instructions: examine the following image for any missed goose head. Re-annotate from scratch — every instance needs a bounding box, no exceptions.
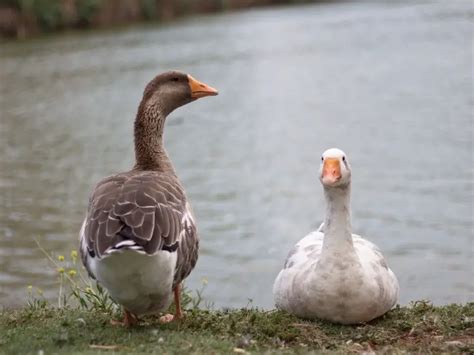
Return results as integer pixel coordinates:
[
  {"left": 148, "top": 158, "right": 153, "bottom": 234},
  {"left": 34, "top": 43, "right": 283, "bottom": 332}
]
[
  {"left": 319, "top": 148, "right": 351, "bottom": 188},
  {"left": 141, "top": 71, "right": 218, "bottom": 116}
]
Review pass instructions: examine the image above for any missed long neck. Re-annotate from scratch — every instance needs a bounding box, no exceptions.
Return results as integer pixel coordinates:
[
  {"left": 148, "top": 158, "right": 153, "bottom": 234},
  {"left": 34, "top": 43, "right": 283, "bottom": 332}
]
[
  {"left": 133, "top": 104, "right": 175, "bottom": 174},
  {"left": 322, "top": 183, "right": 353, "bottom": 252}
]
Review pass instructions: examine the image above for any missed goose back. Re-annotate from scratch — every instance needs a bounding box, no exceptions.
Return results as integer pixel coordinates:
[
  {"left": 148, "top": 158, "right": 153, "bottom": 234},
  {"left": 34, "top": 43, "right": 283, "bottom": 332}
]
[{"left": 80, "top": 170, "right": 199, "bottom": 287}]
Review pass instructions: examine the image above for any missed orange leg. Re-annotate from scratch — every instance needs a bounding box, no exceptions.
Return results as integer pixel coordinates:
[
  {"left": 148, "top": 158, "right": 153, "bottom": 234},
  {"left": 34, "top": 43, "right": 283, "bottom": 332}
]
[
  {"left": 159, "top": 283, "right": 184, "bottom": 323},
  {"left": 123, "top": 309, "right": 138, "bottom": 327},
  {"left": 174, "top": 283, "right": 183, "bottom": 319},
  {"left": 111, "top": 309, "right": 138, "bottom": 327}
]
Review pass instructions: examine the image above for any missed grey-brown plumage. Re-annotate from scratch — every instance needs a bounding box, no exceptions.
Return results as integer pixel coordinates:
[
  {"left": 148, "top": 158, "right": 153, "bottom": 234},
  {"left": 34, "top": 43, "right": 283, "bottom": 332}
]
[
  {"left": 79, "top": 71, "right": 217, "bottom": 325},
  {"left": 82, "top": 171, "right": 198, "bottom": 287}
]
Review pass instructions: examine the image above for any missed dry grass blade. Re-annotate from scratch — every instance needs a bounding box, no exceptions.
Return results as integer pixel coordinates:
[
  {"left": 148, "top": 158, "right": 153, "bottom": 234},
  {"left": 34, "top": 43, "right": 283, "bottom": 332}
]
[{"left": 89, "top": 344, "right": 122, "bottom": 350}]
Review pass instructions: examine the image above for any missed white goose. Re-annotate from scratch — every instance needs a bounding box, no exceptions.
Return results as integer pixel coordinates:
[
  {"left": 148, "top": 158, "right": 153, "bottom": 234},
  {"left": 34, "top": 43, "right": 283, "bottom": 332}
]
[{"left": 273, "top": 148, "right": 399, "bottom": 324}]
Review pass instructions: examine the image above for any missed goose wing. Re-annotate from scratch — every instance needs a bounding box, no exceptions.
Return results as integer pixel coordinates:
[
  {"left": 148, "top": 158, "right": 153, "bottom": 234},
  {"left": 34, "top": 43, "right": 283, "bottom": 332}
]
[
  {"left": 283, "top": 230, "right": 324, "bottom": 270},
  {"left": 80, "top": 171, "right": 199, "bottom": 286},
  {"left": 352, "top": 233, "right": 399, "bottom": 307}
]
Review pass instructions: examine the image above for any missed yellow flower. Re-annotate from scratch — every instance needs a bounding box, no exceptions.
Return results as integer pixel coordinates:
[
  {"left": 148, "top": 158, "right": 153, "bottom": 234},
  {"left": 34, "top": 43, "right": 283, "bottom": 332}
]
[
  {"left": 201, "top": 277, "right": 208, "bottom": 285},
  {"left": 27, "top": 285, "right": 33, "bottom": 291},
  {"left": 68, "top": 269, "right": 77, "bottom": 277},
  {"left": 57, "top": 255, "right": 65, "bottom": 262},
  {"left": 57, "top": 267, "right": 65, "bottom": 274},
  {"left": 37, "top": 288, "right": 43, "bottom": 296},
  {"left": 71, "top": 250, "right": 78, "bottom": 260}
]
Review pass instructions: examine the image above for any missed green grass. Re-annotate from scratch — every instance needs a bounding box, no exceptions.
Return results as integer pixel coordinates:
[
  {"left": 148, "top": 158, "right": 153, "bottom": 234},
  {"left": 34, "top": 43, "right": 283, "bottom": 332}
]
[
  {"left": 8, "top": 244, "right": 472, "bottom": 353},
  {"left": 1, "top": 302, "right": 473, "bottom": 354}
]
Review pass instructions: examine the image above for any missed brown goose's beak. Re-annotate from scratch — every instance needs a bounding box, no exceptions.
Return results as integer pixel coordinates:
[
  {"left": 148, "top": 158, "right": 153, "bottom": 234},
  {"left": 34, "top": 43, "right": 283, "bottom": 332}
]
[{"left": 188, "top": 75, "right": 218, "bottom": 99}]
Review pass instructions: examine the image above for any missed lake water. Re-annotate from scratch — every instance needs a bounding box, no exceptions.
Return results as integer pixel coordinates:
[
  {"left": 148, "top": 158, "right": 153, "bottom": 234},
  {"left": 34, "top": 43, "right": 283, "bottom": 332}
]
[{"left": 0, "top": 0, "right": 472, "bottom": 309}]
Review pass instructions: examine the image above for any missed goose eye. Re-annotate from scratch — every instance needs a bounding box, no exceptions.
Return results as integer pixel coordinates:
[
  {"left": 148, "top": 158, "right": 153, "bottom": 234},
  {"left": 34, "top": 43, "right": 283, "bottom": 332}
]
[
  {"left": 342, "top": 156, "right": 346, "bottom": 162},
  {"left": 321, "top": 156, "right": 324, "bottom": 162}
]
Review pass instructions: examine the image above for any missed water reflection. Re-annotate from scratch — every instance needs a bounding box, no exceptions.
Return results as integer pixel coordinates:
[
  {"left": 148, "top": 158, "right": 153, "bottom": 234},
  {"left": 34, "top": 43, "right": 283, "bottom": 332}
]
[{"left": 0, "top": 0, "right": 472, "bottom": 308}]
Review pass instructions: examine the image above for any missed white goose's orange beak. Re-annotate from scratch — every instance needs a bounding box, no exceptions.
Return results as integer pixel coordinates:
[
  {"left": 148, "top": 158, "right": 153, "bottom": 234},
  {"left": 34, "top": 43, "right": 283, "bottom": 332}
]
[
  {"left": 188, "top": 75, "right": 218, "bottom": 99},
  {"left": 322, "top": 158, "right": 342, "bottom": 185}
]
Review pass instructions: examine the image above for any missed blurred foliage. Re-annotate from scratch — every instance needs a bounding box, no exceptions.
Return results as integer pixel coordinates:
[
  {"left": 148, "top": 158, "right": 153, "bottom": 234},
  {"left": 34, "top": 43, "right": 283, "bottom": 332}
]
[
  {"left": 0, "top": 0, "right": 21, "bottom": 8},
  {"left": 0, "top": 0, "right": 323, "bottom": 37},
  {"left": 0, "top": 0, "right": 100, "bottom": 30},
  {"left": 141, "top": 0, "right": 157, "bottom": 20},
  {"left": 178, "top": 0, "right": 192, "bottom": 14},
  {"left": 20, "top": 0, "right": 61, "bottom": 30},
  {"left": 76, "top": 0, "right": 100, "bottom": 26}
]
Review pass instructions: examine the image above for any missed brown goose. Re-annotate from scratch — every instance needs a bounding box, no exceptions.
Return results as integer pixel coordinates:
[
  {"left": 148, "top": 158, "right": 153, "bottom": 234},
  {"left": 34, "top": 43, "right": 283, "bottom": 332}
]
[{"left": 79, "top": 71, "right": 217, "bottom": 326}]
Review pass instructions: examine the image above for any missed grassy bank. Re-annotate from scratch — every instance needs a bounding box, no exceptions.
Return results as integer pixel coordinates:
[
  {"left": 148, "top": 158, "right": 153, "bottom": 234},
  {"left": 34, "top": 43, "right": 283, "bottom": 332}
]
[{"left": 1, "top": 302, "right": 473, "bottom": 354}]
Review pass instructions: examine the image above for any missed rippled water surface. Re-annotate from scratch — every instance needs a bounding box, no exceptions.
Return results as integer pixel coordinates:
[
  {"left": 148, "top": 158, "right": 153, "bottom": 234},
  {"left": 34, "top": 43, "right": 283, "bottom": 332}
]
[{"left": 1, "top": 1, "right": 472, "bottom": 309}]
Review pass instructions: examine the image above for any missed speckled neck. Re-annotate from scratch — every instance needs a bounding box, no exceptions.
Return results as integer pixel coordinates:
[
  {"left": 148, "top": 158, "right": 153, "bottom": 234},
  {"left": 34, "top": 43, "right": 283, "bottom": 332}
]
[
  {"left": 133, "top": 103, "right": 176, "bottom": 174},
  {"left": 321, "top": 183, "right": 353, "bottom": 253}
]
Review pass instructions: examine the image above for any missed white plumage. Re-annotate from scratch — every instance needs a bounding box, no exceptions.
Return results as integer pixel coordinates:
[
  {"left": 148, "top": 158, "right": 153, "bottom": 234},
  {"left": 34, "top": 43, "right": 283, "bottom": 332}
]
[
  {"left": 80, "top": 217, "right": 178, "bottom": 315},
  {"left": 88, "top": 248, "right": 177, "bottom": 315},
  {"left": 273, "top": 148, "right": 399, "bottom": 324}
]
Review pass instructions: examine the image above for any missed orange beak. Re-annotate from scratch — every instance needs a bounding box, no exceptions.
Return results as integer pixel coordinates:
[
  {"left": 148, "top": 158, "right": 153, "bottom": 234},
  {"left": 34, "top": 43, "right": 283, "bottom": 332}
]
[
  {"left": 322, "top": 158, "right": 341, "bottom": 184},
  {"left": 188, "top": 75, "right": 218, "bottom": 99}
]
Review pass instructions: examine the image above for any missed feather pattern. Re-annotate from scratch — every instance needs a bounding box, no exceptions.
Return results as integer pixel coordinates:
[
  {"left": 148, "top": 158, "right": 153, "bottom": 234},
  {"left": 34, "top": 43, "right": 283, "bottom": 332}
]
[
  {"left": 273, "top": 230, "right": 399, "bottom": 324},
  {"left": 80, "top": 170, "right": 199, "bottom": 288},
  {"left": 78, "top": 71, "right": 217, "bottom": 318},
  {"left": 273, "top": 148, "right": 399, "bottom": 324}
]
